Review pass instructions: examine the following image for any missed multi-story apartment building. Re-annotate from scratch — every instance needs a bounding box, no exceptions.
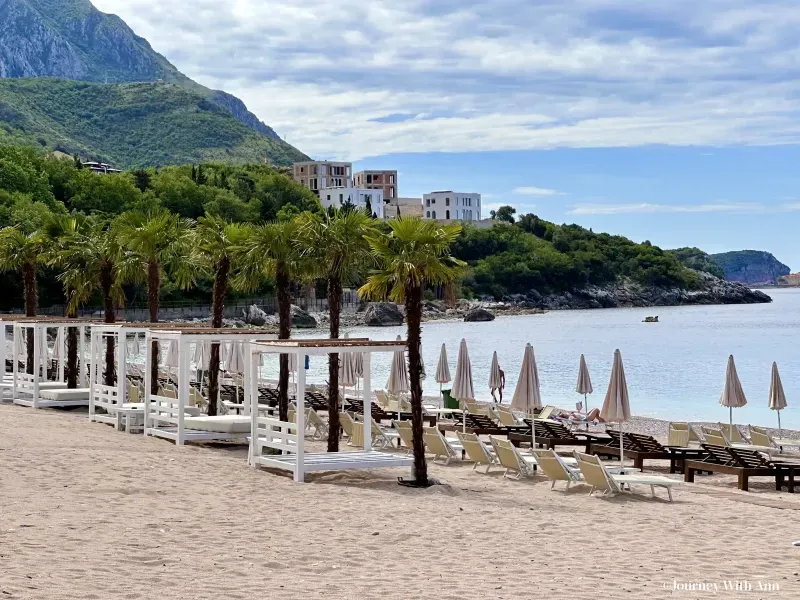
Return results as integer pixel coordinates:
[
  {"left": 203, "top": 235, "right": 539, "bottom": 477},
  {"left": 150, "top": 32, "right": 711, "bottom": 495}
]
[
  {"left": 383, "top": 197, "right": 423, "bottom": 219},
  {"left": 353, "top": 170, "right": 397, "bottom": 200},
  {"left": 319, "top": 186, "right": 385, "bottom": 219},
  {"left": 422, "top": 191, "right": 481, "bottom": 222},
  {"left": 292, "top": 160, "right": 352, "bottom": 196}
]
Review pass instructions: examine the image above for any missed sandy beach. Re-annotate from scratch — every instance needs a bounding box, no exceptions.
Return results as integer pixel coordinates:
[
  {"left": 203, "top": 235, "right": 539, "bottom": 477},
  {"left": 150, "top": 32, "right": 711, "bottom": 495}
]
[{"left": 2, "top": 404, "right": 800, "bottom": 600}]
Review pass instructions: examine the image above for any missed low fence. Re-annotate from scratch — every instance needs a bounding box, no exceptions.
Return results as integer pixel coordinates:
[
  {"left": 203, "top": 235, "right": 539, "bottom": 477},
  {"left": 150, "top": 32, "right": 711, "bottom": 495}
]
[{"left": 29, "top": 293, "right": 363, "bottom": 322}]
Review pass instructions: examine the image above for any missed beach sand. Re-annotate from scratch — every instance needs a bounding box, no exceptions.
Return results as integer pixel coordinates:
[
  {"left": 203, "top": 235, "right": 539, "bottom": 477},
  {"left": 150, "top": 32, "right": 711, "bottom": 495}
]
[{"left": 2, "top": 404, "right": 800, "bottom": 599}]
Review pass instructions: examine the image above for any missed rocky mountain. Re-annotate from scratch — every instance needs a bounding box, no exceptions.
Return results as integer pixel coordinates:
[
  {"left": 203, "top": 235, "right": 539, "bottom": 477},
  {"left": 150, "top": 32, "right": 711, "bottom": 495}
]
[
  {"left": 0, "top": 0, "right": 290, "bottom": 148},
  {"left": 710, "top": 250, "right": 790, "bottom": 285}
]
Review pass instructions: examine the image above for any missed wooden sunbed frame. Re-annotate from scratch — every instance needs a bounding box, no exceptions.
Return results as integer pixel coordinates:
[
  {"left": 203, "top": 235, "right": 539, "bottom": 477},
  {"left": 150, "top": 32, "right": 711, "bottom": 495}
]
[
  {"left": 508, "top": 420, "right": 609, "bottom": 452},
  {"left": 684, "top": 444, "right": 798, "bottom": 492},
  {"left": 590, "top": 430, "right": 708, "bottom": 472}
]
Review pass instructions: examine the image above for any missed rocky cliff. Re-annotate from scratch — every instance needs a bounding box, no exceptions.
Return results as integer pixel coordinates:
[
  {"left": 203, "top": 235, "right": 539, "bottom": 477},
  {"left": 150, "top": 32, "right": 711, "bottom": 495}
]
[
  {"left": 501, "top": 271, "right": 771, "bottom": 310},
  {"left": 0, "top": 0, "right": 293, "bottom": 150},
  {"left": 711, "top": 250, "right": 790, "bottom": 285}
]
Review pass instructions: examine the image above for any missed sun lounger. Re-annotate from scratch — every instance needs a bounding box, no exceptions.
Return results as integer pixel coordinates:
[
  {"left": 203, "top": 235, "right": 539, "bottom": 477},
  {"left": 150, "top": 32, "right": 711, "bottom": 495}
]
[
  {"left": 750, "top": 425, "right": 800, "bottom": 451},
  {"left": 490, "top": 436, "right": 537, "bottom": 479},
  {"left": 181, "top": 415, "right": 251, "bottom": 434},
  {"left": 370, "top": 421, "right": 401, "bottom": 449},
  {"left": 701, "top": 426, "right": 774, "bottom": 454},
  {"left": 591, "top": 430, "right": 707, "bottom": 472},
  {"left": 684, "top": 444, "right": 799, "bottom": 492},
  {"left": 306, "top": 408, "right": 329, "bottom": 440},
  {"left": 510, "top": 420, "right": 610, "bottom": 452},
  {"left": 440, "top": 413, "right": 524, "bottom": 437},
  {"left": 718, "top": 422, "right": 747, "bottom": 443},
  {"left": 668, "top": 422, "right": 700, "bottom": 447},
  {"left": 531, "top": 449, "right": 583, "bottom": 490},
  {"left": 423, "top": 427, "right": 463, "bottom": 465},
  {"left": 456, "top": 431, "right": 496, "bottom": 473},
  {"left": 340, "top": 412, "right": 356, "bottom": 441},
  {"left": 574, "top": 452, "right": 680, "bottom": 502},
  {"left": 394, "top": 420, "right": 414, "bottom": 454},
  {"left": 494, "top": 405, "right": 521, "bottom": 427}
]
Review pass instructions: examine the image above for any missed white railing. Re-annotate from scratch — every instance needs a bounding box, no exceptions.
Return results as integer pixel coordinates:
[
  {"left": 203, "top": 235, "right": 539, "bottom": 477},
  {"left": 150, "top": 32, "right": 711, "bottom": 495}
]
[
  {"left": 92, "top": 384, "right": 120, "bottom": 413},
  {"left": 147, "top": 395, "right": 182, "bottom": 427},
  {"left": 253, "top": 416, "right": 298, "bottom": 456}
]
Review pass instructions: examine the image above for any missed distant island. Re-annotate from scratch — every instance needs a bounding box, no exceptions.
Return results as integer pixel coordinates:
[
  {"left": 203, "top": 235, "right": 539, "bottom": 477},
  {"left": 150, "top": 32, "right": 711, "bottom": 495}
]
[{"left": 710, "top": 250, "right": 790, "bottom": 286}]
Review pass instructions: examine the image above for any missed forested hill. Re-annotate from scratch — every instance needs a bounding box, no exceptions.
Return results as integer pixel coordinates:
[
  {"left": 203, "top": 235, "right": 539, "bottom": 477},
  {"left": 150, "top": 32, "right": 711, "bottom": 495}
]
[
  {"left": 0, "top": 79, "right": 306, "bottom": 167},
  {"left": 711, "top": 250, "right": 790, "bottom": 285},
  {"left": 453, "top": 215, "right": 705, "bottom": 298},
  {"left": 0, "top": 0, "right": 305, "bottom": 165}
]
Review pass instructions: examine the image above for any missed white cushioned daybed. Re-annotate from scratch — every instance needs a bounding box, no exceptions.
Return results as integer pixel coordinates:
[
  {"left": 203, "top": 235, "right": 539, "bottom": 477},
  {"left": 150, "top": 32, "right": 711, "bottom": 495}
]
[
  {"left": 182, "top": 415, "right": 251, "bottom": 434},
  {"left": 40, "top": 388, "right": 91, "bottom": 401}
]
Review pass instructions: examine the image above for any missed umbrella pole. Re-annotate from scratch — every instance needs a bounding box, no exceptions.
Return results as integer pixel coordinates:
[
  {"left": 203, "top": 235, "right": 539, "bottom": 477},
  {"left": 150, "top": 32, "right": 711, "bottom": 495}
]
[
  {"left": 729, "top": 406, "right": 733, "bottom": 442},
  {"left": 620, "top": 421, "right": 624, "bottom": 466},
  {"left": 531, "top": 410, "right": 536, "bottom": 453},
  {"left": 778, "top": 410, "right": 782, "bottom": 439}
]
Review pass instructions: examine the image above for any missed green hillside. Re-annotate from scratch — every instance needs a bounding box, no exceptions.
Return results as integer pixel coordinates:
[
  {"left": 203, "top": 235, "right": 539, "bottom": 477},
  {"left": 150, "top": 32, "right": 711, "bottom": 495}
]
[
  {"left": 666, "top": 247, "right": 725, "bottom": 278},
  {"left": 0, "top": 78, "right": 307, "bottom": 168}
]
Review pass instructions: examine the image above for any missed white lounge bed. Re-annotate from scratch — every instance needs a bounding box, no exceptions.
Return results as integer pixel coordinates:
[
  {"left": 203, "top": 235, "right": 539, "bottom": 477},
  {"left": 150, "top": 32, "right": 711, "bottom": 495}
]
[
  {"left": 40, "top": 388, "right": 91, "bottom": 402},
  {"left": 182, "top": 415, "right": 251, "bottom": 434}
]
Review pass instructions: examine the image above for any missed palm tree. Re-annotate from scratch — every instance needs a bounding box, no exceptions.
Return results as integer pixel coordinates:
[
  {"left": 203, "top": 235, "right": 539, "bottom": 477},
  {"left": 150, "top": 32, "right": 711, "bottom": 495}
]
[
  {"left": 116, "top": 210, "right": 195, "bottom": 392},
  {"left": 40, "top": 214, "right": 84, "bottom": 388},
  {"left": 359, "top": 217, "right": 464, "bottom": 486},
  {"left": 296, "top": 208, "right": 376, "bottom": 451},
  {"left": 0, "top": 226, "right": 45, "bottom": 372},
  {"left": 53, "top": 215, "right": 127, "bottom": 387},
  {"left": 234, "top": 218, "right": 305, "bottom": 423},
  {"left": 193, "top": 214, "right": 249, "bottom": 415}
]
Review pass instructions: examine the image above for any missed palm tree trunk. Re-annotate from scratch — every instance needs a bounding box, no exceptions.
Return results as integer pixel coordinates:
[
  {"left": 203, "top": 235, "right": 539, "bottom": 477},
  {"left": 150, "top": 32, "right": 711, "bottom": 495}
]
[
  {"left": 147, "top": 260, "right": 161, "bottom": 394},
  {"left": 276, "top": 261, "right": 291, "bottom": 423},
  {"left": 207, "top": 257, "right": 230, "bottom": 416},
  {"left": 327, "top": 273, "right": 342, "bottom": 452},
  {"left": 66, "top": 298, "right": 78, "bottom": 389},
  {"left": 101, "top": 263, "right": 116, "bottom": 387},
  {"left": 22, "top": 261, "right": 37, "bottom": 374},
  {"left": 405, "top": 281, "right": 428, "bottom": 485}
]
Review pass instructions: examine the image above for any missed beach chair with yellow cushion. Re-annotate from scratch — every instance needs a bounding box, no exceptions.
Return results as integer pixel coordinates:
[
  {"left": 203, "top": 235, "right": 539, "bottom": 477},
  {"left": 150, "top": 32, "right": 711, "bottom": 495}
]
[
  {"left": 749, "top": 425, "right": 800, "bottom": 452},
  {"left": 423, "top": 427, "right": 463, "bottom": 465},
  {"left": 531, "top": 448, "right": 582, "bottom": 490},
  {"left": 574, "top": 451, "right": 680, "bottom": 502},
  {"left": 394, "top": 420, "right": 414, "bottom": 454},
  {"left": 667, "top": 422, "right": 700, "bottom": 447},
  {"left": 490, "top": 436, "right": 537, "bottom": 480},
  {"left": 456, "top": 431, "right": 496, "bottom": 473},
  {"left": 719, "top": 422, "right": 747, "bottom": 443}
]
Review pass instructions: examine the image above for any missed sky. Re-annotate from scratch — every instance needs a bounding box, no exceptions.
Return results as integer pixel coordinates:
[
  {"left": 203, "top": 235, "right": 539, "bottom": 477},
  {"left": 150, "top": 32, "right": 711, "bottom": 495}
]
[{"left": 92, "top": 0, "right": 800, "bottom": 269}]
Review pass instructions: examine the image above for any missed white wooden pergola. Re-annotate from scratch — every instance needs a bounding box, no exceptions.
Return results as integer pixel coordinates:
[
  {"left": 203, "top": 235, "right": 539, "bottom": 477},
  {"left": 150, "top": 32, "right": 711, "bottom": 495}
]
[
  {"left": 10, "top": 319, "right": 92, "bottom": 408},
  {"left": 248, "top": 339, "right": 414, "bottom": 483},
  {"left": 144, "top": 328, "right": 276, "bottom": 445}
]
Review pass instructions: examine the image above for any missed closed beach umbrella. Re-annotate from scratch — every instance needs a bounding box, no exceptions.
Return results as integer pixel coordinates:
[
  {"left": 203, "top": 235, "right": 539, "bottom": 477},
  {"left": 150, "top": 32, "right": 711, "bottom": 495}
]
[
  {"left": 435, "top": 343, "right": 451, "bottom": 399},
  {"left": 132, "top": 333, "right": 141, "bottom": 357},
  {"left": 226, "top": 341, "right": 246, "bottom": 404},
  {"left": 165, "top": 340, "right": 180, "bottom": 369},
  {"left": 719, "top": 355, "right": 747, "bottom": 442},
  {"left": 386, "top": 335, "right": 409, "bottom": 420},
  {"left": 489, "top": 351, "right": 502, "bottom": 400},
  {"left": 53, "top": 328, "right": 63, "bottom": 360},
  {"left": 576, "top": 354, "right": 593, "bottom": 414},
  {"left": 193, "top": 341, "right": 209, "bottom": 370},
  {"left": 511, "top": 343, "right": 542, "bottom": 450},
  {"left": 339, "top": 333, "right": 357, "bottom": 411},
  {"left": 768, "top": 362, "right": 787, "bottom": 438},
  {"left": 452, "top": 339, "right": 475, "bottom": 432},
  {"left": 600, "top": 349, "right": 631, "bottom": 464},
  {"left": 352, "top": 341, "right": 364, "bottom": 397}
]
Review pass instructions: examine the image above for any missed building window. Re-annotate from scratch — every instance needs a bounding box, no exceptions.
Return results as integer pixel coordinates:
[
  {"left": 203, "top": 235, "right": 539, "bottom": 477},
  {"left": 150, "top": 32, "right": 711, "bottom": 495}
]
[
  {"left": 320, "top": 165, "right": 327, "bottom": 175},
  {"left": 432, "top": 198, "right": 436, "bottom": 204},
  {"left": 445, "top": 197, "right": 450, "bottom": 206},
  {"left": 390, "top": 175, "right": 395, "bottom": 184},
  {"left": 426, "top": 198, "right": 430, "bottom": 207},
  {"left": 327, "top": 195, "right": 331, "bottom": 201},
  {"left": 339, "top": 193, "right": 344, "bottom": 202},
  {"left": 432, "top": 211, "right": 436, "bottom": 219},
  {"left": 446, "top": 210, "right": 450, "bottom": 219},
  {"left": 312, "top": 166, "right": 317, "bottom": 175},
  {"left": 426, "top": 211, "right": 430, "bottom": 218},
  {"left": 300, "top": 166, "right": 305, "bottom": 173},
  {"left": 366, "top": 174, "right": 373, "bottom": 184},
  {"left": 389, "top": 187, "right": 394, "bottom": 198}
]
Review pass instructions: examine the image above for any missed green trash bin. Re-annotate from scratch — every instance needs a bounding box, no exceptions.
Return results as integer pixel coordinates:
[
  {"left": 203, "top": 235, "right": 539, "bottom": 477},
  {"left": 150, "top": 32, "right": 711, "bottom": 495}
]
[{"left": 441, "top": 388, "right": 459, "bottom": 410}]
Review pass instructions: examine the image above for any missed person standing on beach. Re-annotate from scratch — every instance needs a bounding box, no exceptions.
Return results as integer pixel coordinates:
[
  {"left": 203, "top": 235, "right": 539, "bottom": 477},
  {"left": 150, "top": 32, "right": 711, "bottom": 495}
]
[{"left": 492, "top": 368, "right": 505, "bottom": 403}]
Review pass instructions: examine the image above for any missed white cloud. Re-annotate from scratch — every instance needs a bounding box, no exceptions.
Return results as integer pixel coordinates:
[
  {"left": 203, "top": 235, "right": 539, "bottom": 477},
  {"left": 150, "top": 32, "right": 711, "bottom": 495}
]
[
  {"left": 91, "top": 0, "right": 800, "bottom": 160},
  {"left": 513, "top": 186, "right": 563, "bottom": 196}
]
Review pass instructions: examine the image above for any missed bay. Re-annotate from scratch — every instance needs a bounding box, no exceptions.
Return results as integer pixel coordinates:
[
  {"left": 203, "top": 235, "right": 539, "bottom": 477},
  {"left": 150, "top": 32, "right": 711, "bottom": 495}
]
[{"left": 290, "top": 288, "right": 800, "bottom": 429}]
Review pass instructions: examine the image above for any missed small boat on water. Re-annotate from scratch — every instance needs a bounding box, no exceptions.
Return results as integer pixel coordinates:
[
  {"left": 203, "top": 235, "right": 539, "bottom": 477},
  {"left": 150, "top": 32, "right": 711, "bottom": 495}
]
[{"left": 643, "top": 316, "right": 659, "bottom": 323}]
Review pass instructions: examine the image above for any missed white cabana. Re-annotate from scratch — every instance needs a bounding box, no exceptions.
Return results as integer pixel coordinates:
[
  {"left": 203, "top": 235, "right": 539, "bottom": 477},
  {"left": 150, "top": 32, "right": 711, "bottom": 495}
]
[
  {"left": 144, "top": 329, "right": 275, "bottom": 445},
  {"left": 249, "top": 338, "right": 414, "bottom": 483},
  {"left": 11, "top": 319, "right": 92, "bottom": 408}
]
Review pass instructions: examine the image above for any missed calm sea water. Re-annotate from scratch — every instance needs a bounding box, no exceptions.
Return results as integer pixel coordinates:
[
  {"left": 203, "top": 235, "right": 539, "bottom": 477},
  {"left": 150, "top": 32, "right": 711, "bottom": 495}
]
[{"left": 288, "top": 288, "right": 800, "bottom": 429}]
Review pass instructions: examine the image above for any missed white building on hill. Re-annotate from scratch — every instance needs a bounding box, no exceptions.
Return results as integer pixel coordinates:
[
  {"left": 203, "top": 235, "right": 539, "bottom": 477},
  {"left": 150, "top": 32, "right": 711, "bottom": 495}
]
[
  {"left": 320, "top": 186, "right": 384, "bottom": 218},
  {"left": 422, "top": 191, "right": 481, "bottom": 222}
]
